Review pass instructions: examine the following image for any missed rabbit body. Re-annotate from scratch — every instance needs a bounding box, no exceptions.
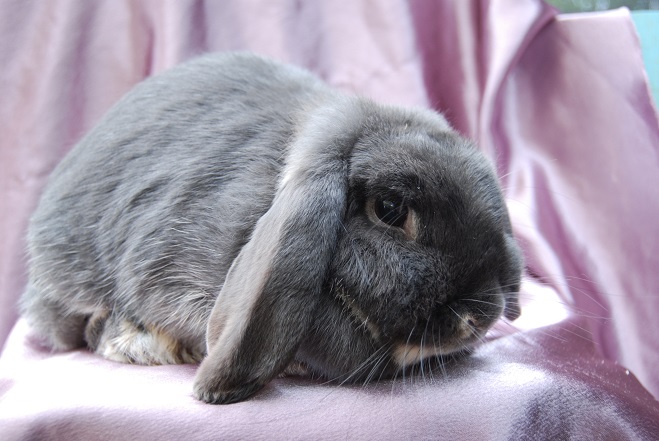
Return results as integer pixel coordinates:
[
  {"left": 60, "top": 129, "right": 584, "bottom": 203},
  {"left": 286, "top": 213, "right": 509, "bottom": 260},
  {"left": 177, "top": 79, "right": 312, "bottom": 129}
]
[
  {"left": 22, "top": 53, "right": 318, "bottom": 363},
  {"left": 21, "top": 52, "right": 522, "bottom": 404}
]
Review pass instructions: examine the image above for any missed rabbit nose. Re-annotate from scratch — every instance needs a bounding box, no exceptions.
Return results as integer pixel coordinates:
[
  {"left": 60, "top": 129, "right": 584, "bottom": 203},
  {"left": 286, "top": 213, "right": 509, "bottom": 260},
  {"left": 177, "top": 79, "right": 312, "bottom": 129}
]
[{"left": 458, "top": 314, "right": 480, "bottom": 339}]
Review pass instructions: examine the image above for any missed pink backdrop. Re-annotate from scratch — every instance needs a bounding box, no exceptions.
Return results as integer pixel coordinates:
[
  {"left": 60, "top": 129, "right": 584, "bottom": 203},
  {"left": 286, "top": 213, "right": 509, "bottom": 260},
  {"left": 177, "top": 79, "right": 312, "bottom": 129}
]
[{"left": 1, "top": 0, "right": 658, "bottom": 439}]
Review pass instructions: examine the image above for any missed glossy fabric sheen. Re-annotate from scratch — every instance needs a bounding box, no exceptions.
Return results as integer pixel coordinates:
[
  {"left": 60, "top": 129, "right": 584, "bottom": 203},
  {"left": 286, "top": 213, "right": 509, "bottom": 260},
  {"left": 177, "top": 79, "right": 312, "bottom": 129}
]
[{"left": 1, "top": 0, "right": 658, "bottom": 439}]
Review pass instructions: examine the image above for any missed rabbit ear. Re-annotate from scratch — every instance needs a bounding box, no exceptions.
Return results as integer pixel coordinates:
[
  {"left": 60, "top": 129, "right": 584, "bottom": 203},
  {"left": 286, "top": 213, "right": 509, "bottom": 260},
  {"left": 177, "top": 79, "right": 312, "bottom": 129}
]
[{"left": 193, "top": 98, "right": 363, "bottom": 404}]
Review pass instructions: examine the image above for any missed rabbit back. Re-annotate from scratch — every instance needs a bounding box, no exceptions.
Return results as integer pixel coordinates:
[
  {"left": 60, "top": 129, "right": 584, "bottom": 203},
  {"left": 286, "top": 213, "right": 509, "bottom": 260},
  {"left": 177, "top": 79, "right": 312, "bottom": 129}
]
[{"left": 21, "top": 53, "right": 326, "bottom": 354}]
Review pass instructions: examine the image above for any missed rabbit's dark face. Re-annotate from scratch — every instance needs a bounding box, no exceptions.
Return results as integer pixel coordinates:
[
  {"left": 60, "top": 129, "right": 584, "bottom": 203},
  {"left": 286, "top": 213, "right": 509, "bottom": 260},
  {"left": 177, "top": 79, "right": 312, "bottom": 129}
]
[{"left": 327, "top": 129, "right": 522, "bottom": 370}]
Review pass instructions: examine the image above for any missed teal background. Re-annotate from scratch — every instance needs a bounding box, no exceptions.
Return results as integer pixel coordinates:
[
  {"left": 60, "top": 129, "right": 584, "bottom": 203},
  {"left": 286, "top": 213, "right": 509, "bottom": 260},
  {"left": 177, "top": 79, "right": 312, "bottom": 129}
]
[{"left": 631, "top": 11, "right": 659, "bottom": 107}]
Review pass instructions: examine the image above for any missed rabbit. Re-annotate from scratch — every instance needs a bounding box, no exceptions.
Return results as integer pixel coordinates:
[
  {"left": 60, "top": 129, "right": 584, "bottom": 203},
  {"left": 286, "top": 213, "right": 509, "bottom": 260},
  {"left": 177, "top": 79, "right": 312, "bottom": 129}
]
[{"left": 20, "top": 52, "right": 523, "bottom": 404}]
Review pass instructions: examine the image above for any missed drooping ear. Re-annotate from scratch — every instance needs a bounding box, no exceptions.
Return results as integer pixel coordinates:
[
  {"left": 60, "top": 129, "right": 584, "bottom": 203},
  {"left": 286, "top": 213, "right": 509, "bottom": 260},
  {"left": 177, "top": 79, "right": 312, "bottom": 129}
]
[{"left": 193, "top": 97, "right": 364, "bottom": 404}]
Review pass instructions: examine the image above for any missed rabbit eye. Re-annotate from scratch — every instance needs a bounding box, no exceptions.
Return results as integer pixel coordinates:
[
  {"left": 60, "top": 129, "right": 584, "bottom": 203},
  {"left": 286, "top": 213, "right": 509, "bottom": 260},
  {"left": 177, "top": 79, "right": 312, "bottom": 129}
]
[
  {"left": 366, "top": 197, "right": 418, "bottom": 241},
  {"left": 373, "top": 199, "right": 408, "bottom": 228}
]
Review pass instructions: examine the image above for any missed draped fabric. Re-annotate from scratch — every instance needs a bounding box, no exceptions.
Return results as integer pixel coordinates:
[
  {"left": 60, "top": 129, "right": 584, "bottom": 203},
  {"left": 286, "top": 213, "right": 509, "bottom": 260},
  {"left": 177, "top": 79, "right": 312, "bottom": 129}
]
[{"left": 1, "top": 1, "right": 658, "bottom": 439}]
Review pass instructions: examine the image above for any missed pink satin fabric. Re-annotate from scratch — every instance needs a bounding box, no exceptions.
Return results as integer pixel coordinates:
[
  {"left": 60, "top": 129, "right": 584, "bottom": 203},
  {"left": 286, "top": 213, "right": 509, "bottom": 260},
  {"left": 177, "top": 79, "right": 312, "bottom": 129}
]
[{"left": 1, "top": 0, "right": 658, "bottom": 439}]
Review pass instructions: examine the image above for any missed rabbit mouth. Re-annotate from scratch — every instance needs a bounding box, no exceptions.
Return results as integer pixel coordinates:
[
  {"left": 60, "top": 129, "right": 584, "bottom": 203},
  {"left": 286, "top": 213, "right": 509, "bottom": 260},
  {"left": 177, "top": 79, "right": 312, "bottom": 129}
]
[
  {"left": 391, "top": 339, "right": 474, "bottom": 367},
  {"left": 392, "top": 343, "right": 446, "bottom": 367},
  {"left": 392, "top": 312, "right": 487, "bottom": 367}
]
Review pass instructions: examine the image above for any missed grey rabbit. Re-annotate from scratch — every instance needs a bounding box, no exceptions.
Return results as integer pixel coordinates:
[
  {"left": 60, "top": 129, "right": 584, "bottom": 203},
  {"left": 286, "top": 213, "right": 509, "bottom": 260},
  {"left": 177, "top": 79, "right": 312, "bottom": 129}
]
[{"left": 20, "top": 52, "right": 523, "bottom": 404}]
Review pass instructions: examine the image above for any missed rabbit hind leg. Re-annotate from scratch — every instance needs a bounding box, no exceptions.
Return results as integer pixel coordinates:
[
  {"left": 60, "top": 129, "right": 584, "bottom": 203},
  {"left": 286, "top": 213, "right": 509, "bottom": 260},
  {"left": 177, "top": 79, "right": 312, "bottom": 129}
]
[
  {"left": 91, "top": 312, "right": 203, "bottom": 365},
  {"left": 20, "top": 285, "right": 88, "bottom": 351}
]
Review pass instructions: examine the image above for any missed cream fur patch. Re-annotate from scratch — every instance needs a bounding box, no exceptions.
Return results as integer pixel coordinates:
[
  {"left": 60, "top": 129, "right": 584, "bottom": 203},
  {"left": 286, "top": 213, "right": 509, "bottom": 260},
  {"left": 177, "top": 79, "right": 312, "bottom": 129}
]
[{"left": 96, "top": 319, "right": 203, "bottom": 365}]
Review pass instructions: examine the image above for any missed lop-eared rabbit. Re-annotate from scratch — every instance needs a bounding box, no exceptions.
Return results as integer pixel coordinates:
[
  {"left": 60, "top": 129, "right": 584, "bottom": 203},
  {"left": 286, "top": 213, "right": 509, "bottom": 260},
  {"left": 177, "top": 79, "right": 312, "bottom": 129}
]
[{"left": 21, "top": 53, "right": 522, "bottom": 404}]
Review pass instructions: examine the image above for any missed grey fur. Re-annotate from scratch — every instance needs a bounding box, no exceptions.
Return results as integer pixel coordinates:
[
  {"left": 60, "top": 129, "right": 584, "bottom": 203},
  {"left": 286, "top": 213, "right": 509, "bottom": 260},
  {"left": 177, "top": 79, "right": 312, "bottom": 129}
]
[{"left": 21, "top": 52, "right": 523, "bottom": 404}]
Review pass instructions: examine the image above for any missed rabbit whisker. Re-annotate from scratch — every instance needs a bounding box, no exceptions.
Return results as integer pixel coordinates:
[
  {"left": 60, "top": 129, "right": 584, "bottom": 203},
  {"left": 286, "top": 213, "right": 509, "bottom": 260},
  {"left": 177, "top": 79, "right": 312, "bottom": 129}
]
[{"left": 334, "top": 344, "right": 391, "bottom": 387}]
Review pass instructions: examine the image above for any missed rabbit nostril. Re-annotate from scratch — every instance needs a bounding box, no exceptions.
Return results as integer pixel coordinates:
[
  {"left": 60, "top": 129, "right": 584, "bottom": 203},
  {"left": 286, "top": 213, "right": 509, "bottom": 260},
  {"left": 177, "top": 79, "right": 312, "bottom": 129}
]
[
  {"left": 463, "top": 313, "right": 477, "bottom": 328},
  {"left": 459, "top": 314, "right": 479, "bottom": 338}
]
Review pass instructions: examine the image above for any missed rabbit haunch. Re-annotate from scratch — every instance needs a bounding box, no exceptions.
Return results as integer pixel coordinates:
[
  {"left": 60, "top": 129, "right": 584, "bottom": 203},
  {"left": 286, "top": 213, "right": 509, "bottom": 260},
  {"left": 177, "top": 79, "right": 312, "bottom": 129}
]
[{"left": 21, "top": 52, "right": 522, "bottom": 404}]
